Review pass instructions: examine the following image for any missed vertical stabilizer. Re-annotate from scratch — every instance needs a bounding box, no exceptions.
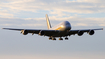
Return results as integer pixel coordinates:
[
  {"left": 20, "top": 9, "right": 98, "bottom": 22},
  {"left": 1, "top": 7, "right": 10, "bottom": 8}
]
[{"left": 46, "top": 14, "right": 52, "bottom": 29}]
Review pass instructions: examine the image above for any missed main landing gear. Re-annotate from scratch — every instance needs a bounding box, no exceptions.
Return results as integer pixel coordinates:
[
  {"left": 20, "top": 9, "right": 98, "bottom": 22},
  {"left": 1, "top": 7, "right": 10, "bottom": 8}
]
[
  {"left": 49, "top": 37, "right": 52, "bottom": 40},
  {"left": 49, "top": 37, "right": 69, "bottom": 40},
  {"left": 49, "top": 37, "right": 56, "bottom": 40},
  {"left": 65, "top": 37, "right": 68, "bottom": 40},
  {"left": 52, "top": 38, "right": 56, "bottom": 40},
  {"left": 59, "top": 37, "right": 63, "bottom": 40}
]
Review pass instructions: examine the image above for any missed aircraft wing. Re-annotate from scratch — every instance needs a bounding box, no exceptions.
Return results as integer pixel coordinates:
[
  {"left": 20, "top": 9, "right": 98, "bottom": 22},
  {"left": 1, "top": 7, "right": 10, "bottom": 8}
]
[
  {"left": 2, "top": 28, "right": 103, "bottom": 37},
  {"left": 2, "top": 28, "right": 24, "bottom": 31},
  {"left": 68, "top": 28, "right": 103, "bottom": 35},
  {"left": 2, "top": 28, "right": 60, "bottom": 36}
]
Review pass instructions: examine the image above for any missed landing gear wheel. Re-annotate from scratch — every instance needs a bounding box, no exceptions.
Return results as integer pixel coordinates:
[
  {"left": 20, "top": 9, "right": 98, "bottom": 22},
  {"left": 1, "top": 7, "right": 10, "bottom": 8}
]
[
  {"left": 65, "top": 37, "right": 68, "bottom": 40},
  {"left": 59, "top": 38, "right": 63, "bottom": 40},
  {"left": 49, "top": 37, "right": 52, "bottom": 40},
  {"left": 52, "top": 38, "right": 56, "bottom": 40}
]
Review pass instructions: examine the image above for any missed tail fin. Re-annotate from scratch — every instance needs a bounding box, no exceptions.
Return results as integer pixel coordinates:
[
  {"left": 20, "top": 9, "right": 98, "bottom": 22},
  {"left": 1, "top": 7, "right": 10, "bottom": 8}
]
[{"left": 46, "top": 14, "right": 52, "bottom": 29}]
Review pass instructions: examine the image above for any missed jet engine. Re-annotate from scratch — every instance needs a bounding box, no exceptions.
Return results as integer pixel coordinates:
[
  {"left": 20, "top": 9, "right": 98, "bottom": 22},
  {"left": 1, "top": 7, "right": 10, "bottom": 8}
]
[
  {"left": 88, "top": 30, "right": 94, "bottom": 35},
  {"left": 21, "top": 30, "right": 28, "bottom": 35},
  {"left": 78, "top": 31, "right": 84, "bottom": 36},
  {"left": 39, "top": 30, "right": 45, "bottom": 36}
]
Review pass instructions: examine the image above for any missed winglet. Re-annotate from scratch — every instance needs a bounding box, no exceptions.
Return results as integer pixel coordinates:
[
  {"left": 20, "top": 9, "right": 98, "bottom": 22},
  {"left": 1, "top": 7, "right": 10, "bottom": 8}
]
[
  {"left": 2, "top": 28, "right": 5, "bottom": 29},
  {"left": 2, "top": 28, "right": 7, "bottom": 29},
  {"left": 102, "top": 28, "right": 103, "bottom": 30},
  {"left": 96, "top": 28, "right": 103, "bottom": 30},
  {"left": 46, "top": 14, "right": 52, "bottom": 29}
]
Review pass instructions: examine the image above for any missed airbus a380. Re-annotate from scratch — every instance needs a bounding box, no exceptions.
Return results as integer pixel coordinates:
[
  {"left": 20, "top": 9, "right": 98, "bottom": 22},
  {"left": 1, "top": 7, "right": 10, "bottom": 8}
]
[{"left": 3, "top": 14, "right": 103, "bottom": 40}]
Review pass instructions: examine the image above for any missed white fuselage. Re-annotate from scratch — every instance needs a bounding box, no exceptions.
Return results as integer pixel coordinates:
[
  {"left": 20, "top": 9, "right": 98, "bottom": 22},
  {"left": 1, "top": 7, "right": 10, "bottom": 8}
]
[
  {"left": 49, "top": 21, "right": 71, "bottom": 31},
  {"left": 49, "top": 21, "right": 71, "bottom": 37}
]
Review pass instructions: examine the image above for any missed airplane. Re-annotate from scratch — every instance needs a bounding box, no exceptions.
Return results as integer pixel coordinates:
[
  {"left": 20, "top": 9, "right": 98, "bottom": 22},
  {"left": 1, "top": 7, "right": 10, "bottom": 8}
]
[{"left": 2, "top": 14, "right": 103, "bottom": 40}]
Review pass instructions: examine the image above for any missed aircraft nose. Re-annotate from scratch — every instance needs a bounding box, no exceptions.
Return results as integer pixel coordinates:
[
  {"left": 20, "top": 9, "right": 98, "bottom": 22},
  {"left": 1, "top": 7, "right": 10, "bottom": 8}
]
[{"left": 65, "top": 24, "right": 71, "bottom": 30}]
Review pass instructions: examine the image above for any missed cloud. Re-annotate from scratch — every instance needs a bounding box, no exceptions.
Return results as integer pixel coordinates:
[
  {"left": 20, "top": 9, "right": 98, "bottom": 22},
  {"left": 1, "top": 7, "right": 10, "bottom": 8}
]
[
  {"left": 0, "top": 24, "right": 13, "bottom": 26},
  {"left": 0, "top": 24, "right": 44, "bottom": 27},
  {"left": 21, "top": 24, "right": 44, "bottom": 27},
  {"left": 73, "top": 23, "right": 88, "bottom": 26},
  {"left": 76, "top": 0, "right": 105, "bottom": 3},
  {"left": 0, "top": 16, "right": 105, "bottom": 27},
  {"left": 0, "top": 0, "right": 105, "bottom": 14},
  {"left": 0, "top": 17, "right": 46, "bottom": 28},
  {"left": 0, "top": 0, "right": 105, "bottom": 27},
  {"left": 0, "top": 10, "right": 14, "bottom": 18},
  {"left": 99, "top": 24, "right": 105, "bottom": 26},
  {"left": 0, "top": 0, "right": 105, "bottom": 19}
]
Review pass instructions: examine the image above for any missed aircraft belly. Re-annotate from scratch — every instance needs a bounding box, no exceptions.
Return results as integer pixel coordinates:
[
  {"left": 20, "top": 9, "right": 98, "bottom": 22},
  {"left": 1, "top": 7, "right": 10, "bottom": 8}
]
[{"left": 52, "top": 31, "right": 67, "bottom": 37}]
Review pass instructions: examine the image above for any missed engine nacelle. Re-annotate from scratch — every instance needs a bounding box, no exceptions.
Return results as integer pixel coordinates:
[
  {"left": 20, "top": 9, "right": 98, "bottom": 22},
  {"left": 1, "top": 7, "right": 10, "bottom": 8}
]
[
  {"left": 88, "top": 30, "right": 94, "bottom": 35},
  {"left": 39, "top": 30, "right": 45, "bottom": 36},
  {"left": 21, "top": 30, "right": 28, "bottom": 35},
  {"left": 78, "top": 31, "right": 84, "bottom": 36}
]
